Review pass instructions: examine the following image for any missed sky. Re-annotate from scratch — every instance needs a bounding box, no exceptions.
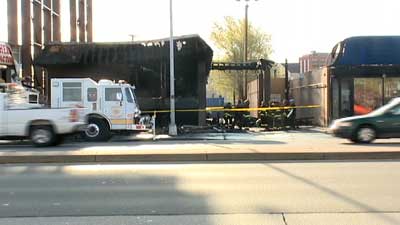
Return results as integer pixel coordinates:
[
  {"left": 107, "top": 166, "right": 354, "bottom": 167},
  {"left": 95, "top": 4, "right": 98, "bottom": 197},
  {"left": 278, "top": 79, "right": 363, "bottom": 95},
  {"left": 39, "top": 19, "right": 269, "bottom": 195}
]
[{"left": 1, "top": 0, "right": 400, "bottom": 63}]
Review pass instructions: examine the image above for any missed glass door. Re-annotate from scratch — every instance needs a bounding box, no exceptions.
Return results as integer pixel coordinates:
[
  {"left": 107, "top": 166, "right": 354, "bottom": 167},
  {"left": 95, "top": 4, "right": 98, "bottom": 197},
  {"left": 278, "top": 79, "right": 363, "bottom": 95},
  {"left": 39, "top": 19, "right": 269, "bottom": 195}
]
[{"left": 340, "top": 79, "right": 353, "bottom": 117}]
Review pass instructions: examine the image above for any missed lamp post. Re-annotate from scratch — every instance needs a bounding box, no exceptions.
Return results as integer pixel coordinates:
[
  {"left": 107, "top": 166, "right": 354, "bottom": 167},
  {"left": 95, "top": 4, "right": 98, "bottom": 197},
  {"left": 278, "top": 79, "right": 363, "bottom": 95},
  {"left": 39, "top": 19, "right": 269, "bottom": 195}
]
[
  {"left": 236, "top": 0, "right": 258, "bottom": 100},
  {"left": 169, "top": 0, "right": 177, "bottom": 135},
  {"left": 128, "top": 34, "right": 135, "bottom": 42}
]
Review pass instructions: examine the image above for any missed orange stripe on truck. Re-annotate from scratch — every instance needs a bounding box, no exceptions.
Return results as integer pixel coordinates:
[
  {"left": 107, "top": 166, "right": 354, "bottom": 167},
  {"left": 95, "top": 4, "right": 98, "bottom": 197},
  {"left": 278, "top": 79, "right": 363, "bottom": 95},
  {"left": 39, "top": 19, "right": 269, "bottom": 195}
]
[{"left": 110, "top": 119, "right": 134, "bottom": 125}]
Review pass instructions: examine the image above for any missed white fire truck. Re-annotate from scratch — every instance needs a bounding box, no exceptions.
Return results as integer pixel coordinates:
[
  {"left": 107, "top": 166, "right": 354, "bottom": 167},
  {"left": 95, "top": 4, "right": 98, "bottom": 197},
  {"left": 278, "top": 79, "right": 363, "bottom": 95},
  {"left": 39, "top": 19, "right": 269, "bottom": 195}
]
[{"left": 50, "top": 78, "right": 150, "bottom": 141}]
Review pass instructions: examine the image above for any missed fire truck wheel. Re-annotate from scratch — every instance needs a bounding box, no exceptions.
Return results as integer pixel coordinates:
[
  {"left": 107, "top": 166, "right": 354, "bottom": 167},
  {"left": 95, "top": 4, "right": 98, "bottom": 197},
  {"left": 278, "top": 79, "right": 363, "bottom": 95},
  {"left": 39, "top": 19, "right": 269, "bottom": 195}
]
[{"left": 84, "top": 118, "right": 111, "bottom": 142}]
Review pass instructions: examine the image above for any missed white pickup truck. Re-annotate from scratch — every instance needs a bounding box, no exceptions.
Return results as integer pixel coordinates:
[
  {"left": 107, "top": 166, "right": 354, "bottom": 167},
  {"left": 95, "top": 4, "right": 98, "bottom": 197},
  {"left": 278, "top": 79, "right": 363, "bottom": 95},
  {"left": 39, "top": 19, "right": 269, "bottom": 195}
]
[{"left": 0, "top": 92, "right": 86, "bottom": 147}]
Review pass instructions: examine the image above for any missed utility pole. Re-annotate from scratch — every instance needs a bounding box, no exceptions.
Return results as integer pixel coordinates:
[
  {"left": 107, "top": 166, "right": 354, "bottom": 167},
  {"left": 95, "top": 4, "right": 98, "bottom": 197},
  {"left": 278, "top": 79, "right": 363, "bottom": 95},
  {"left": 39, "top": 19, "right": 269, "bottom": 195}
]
[
  {"left": 128, "top": 34, "right": 135, "bottom": 42},
  {"left": 169, "top": 0, "right": 177, "bottom": 136},
  {"left": 236, "top": 0, "right": 258, "bottom": 100},
  {"left": 243, "top": 3, "right": 249, "bottom": 100}
]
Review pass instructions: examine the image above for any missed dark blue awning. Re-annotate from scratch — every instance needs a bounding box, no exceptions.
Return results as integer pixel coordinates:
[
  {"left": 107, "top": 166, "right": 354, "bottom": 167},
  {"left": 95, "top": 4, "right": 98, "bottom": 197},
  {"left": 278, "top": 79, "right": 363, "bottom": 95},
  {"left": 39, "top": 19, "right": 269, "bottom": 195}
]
[{"left": 332, "top": 36, "right": 400, "bottom": 66}]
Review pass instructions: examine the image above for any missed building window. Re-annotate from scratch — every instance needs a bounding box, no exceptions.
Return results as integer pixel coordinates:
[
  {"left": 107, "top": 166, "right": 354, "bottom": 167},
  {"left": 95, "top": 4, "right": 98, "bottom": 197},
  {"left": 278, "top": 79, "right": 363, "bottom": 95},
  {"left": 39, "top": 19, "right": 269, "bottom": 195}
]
[
  {"left": 354, "top": 78, "right": 382, "bottom": 115},
  {"left": 105, "top": 88, "right": 123, "bottom": 101},
  {"left": 63, "top": 82, "right": 82, "bottom": 102},
  {"left": 384, "top": 78, "right": 400, "bottom": 103}
]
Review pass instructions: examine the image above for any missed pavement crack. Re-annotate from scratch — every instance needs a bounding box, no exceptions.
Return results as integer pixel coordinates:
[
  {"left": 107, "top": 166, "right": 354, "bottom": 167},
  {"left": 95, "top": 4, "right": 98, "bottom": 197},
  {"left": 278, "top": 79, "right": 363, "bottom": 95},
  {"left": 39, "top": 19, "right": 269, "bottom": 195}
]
[{"left": 282, "top": 213, "right": 288, "bottom": 225}]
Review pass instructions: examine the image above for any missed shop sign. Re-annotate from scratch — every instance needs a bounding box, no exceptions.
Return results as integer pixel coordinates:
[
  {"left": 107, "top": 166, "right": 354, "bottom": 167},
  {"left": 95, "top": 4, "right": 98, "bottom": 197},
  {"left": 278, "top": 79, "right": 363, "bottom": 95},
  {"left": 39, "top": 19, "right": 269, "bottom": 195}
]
[{"left": 0, "top": 43, "right": 14, "bottom": 66}]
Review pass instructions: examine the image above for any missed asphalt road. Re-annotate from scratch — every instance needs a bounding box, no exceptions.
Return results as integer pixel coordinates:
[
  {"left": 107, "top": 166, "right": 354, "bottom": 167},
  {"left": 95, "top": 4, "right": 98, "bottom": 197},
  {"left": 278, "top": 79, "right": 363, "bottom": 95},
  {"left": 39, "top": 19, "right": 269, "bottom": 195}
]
[{"left": 0, "top": 161, "right": 400, "bottom": 224}]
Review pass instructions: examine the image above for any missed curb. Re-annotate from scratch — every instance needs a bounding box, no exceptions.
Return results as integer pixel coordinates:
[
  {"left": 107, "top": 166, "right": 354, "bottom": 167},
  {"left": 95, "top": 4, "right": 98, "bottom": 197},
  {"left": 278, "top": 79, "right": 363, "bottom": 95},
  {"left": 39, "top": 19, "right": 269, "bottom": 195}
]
[{"left": 1, "top": 151, "right": 400, "bottom": 164}]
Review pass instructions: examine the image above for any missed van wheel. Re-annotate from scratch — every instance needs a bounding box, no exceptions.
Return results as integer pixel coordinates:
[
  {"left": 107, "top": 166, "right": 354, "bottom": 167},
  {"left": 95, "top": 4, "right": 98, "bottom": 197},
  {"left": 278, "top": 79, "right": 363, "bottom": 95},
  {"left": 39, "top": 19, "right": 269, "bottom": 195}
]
[
  {"left": 353, "top": 126, "right": 376, "bottom": 144},
  {"left": 84, "top": 119, "right": 111, "bottom": 142},
  {"left": 30, "top": 126, "right": 57, "bottom": 147}
]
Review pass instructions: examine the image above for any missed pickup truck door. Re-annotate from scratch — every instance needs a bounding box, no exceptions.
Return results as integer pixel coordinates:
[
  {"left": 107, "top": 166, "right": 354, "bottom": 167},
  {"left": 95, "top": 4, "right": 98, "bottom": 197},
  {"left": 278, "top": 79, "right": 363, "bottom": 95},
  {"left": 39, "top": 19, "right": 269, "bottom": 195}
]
[
  {"left": 102, "top": 86, "right": 126, "bottom": 130},
  {"left": 0, "top": 96, "right": 25, "bottom": 136},
  {"left": 4, "top": 109, "right": 26, "bottom": 136}
]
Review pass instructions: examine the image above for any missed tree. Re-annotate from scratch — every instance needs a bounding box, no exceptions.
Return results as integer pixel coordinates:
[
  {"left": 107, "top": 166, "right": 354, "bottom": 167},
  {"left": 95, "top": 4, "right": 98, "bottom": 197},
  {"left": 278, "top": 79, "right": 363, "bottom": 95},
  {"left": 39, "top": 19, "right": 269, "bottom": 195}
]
[{"left": 208, "top": 16, "right": 273, "bottom": 104}]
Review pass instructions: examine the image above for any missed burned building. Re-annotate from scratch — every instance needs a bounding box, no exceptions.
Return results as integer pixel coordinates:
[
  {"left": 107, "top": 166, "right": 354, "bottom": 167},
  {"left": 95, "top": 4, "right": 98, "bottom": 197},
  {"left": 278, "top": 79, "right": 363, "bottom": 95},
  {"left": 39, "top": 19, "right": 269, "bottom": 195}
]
[
  {"left": 4, "top": 0, "right": 92, "bottom": 92},
  {"left": 35, "top": 34, "right": 213, "bottom": 126}
]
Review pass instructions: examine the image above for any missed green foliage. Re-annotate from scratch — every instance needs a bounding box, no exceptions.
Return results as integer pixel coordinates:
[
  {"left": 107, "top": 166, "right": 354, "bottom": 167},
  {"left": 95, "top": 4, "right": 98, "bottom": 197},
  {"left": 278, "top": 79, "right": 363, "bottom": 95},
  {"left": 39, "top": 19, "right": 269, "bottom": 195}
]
[
  {"left": 207, "top": 70, "right": 243, "bottom": 103},
  {"left": 272, "top": 63, "right": 286, "bottom": 78},
  {"left": 208, "top": 16, "right": 273, "bottom": 102},
  {"left": 211, "top": 16, "right": 272, "bottom": 62}
]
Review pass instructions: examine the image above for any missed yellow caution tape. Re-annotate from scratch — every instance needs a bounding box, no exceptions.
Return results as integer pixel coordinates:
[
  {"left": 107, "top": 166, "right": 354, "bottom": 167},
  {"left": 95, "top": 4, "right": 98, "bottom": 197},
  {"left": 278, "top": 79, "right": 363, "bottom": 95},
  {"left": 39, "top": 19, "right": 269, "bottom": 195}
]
[{"left": 142, "top": 105, "right": 320, "bottom": 114}]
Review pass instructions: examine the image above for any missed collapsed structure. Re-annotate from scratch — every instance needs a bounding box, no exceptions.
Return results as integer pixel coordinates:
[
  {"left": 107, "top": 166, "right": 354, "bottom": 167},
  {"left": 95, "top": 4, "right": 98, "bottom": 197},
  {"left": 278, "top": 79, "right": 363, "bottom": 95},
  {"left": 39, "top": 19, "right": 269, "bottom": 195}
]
[{"left": 35, "top": 35, "right": 213, "bottom": 126}]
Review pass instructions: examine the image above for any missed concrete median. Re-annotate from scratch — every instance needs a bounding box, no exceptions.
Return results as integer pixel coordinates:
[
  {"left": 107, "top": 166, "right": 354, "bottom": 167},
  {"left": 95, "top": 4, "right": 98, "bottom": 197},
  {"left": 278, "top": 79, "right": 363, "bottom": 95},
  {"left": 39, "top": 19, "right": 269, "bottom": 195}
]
[
  {"left": 1, "top": 150, "right": 400, "bottom": 164},
  {"left": 1, "top": 130, "right": 400, "bottom": 164}
]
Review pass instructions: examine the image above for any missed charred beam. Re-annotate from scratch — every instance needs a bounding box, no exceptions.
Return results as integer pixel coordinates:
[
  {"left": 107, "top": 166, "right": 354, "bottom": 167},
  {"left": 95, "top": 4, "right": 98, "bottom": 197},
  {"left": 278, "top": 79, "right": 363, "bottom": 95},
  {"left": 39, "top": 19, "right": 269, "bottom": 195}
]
[
  {"left": 33, "top": 0, "right": 43, "bottom": 89},
  {"left": 86, "top": 0, "right": 93, "bottom": 42},
  {"left": 78, "top": 0, "right": 86, "bottom": 42},
  {"left": 21, "top": 0, "right": 32, "bottom": 79},
  {"left": 70, "top": 0, "right": 77, "bottom": 42},
  {"left": 43, "top": 0, "right": 52, "bottom": 44},
  {"left": 52, "top": 0, "right": 61, "bottom": 42},
  {"left": 7, "top": 0, "right": 18, "bottom": 47}
]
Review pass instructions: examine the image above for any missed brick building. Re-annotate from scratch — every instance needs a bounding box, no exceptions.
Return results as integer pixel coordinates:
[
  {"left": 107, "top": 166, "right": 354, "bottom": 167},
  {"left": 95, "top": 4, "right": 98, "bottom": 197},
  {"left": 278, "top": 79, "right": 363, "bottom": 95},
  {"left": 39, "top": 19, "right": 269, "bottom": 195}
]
[{"left": 299, "top": 51, "right": 330, "bottom": 74}]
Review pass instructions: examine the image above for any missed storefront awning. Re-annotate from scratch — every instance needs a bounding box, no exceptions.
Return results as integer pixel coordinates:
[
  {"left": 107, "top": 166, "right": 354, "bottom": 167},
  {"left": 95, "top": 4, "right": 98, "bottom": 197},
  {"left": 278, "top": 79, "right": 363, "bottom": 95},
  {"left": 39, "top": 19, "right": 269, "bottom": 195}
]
[{"left": 332, "top": 36, "right": 400, "bottom": 66}]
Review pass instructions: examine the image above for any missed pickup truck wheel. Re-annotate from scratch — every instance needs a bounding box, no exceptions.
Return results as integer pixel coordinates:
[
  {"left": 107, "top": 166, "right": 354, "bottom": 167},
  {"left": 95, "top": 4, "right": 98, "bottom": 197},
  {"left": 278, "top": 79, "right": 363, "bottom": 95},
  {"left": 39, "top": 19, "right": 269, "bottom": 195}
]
[
  {"left": 84, "top": 119, "right": 111, "bottom": 142},
  {"left": 30, "top": 126, "right": 56, "bottom": 147}
]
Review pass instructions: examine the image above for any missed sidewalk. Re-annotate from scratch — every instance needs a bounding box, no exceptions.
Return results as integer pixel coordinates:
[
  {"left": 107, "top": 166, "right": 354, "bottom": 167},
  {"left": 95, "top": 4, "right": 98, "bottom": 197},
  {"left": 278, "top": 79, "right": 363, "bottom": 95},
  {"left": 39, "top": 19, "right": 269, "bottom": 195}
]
[{"left": 1, "top": 128, "right": 400, "bottom": 164}]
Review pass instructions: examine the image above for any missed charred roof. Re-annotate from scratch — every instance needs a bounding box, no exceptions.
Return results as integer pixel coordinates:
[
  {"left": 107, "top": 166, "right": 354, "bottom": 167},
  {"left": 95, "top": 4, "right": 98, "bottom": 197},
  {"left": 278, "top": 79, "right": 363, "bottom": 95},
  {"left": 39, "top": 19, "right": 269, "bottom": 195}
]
[{"left": 35, "top": 34, "right": 213, "bottom": 66}]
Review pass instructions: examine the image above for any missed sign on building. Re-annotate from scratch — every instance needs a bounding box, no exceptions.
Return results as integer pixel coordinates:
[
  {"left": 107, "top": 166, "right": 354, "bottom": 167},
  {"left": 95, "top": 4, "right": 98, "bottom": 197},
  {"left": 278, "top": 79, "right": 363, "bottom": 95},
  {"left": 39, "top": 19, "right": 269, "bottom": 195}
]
[{"left": 0, "top": 43, "right": 14, "bottom": 66}]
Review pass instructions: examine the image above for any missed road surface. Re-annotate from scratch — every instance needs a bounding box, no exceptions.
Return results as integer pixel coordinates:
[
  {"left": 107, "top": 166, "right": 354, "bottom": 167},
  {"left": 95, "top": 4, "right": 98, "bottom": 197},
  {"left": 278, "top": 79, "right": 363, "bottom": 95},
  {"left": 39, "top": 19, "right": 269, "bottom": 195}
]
[{"left": 0, "top": 160, "right": 400, "bottom": 224}]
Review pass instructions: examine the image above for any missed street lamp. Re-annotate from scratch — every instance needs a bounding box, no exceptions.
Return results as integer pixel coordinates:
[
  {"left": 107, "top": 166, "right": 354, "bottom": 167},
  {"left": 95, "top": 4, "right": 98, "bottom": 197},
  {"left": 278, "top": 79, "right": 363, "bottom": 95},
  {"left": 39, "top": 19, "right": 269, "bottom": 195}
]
[
  {"left": 169, "top": 0, "right": 177, "bottom": 136},
  {"left": 236, "top": 0, "right": 258, "bottom": 100},
  {"left": 128, "top": 34, "right": 135, "bottom": 42}
]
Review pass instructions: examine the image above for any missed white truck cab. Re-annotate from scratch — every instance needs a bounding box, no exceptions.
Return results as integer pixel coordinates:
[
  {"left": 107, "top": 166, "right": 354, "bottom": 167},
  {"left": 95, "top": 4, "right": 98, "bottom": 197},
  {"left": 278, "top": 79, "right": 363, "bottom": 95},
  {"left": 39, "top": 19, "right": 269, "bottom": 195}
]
[{"left": 51, "top": 78, "right": 148, "bottom": 141}]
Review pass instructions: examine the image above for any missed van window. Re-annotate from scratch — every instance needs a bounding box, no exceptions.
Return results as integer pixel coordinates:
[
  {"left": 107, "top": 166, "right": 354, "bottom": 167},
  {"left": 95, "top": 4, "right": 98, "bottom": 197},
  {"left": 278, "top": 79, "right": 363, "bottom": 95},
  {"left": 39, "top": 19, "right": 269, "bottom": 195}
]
[
  {"left": 87, "top": 88, "right": 97, "bottom": 102},
  {"left": 125, "top": 88, "right": 133, "bottom": 103},
  {"left": 63, "top": 82, "right": 82, "bottom": 102},
  {"left": 105, "top": 88, "right": 123, "bottom": 101}
]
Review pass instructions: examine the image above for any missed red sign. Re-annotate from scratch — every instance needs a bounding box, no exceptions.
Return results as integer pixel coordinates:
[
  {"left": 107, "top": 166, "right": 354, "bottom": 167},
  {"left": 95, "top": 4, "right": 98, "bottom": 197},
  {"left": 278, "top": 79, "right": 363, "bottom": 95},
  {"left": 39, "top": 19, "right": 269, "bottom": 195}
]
[{"left": 0, "top": 43, "right": 14, "bottom": 66}]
